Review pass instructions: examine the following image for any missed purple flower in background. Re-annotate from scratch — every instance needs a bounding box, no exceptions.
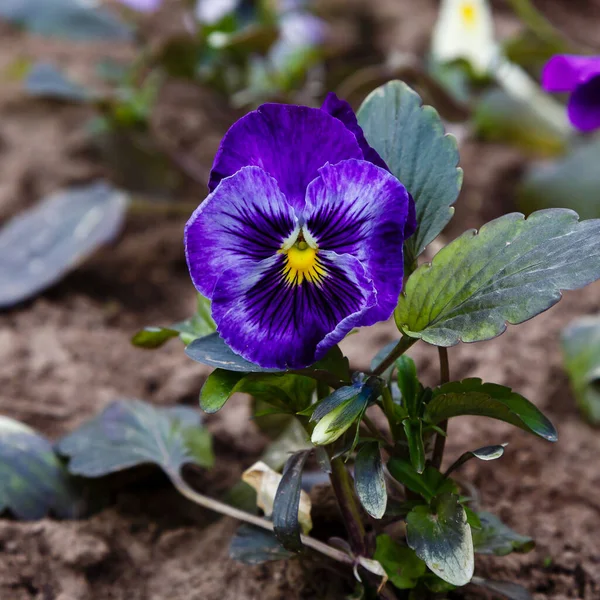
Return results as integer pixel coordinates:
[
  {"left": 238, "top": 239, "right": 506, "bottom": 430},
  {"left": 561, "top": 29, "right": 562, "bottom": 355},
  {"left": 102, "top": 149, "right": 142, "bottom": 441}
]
[
  {"left": 117, "top": 0, "right": 162, "bottom": 12},
  {"left": 542, "top": 54, "right": 600, "bottom": 132},
  {"left": 185, "top": 94, "right": 416, "bottom": 369}
]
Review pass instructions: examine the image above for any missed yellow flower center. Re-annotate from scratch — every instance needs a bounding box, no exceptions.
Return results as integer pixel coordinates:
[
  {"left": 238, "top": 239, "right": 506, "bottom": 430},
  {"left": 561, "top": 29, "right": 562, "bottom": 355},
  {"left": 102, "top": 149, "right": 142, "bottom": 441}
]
[
  {"left": 460, "top": 1, "right": 477, "bottom": 28},
  {"left": 283, "top": 240, "right": 326, "bottom": 286}
]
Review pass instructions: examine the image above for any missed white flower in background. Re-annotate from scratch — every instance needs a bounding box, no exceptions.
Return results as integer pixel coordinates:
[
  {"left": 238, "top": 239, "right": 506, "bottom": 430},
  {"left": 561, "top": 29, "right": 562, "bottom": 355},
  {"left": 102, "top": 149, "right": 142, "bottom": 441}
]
[
  {"left": 431, "top": 0, "right": 498, "bottom": 75},
  {"left": 431, "top": 0, "right": 570, "bottom": 134}
]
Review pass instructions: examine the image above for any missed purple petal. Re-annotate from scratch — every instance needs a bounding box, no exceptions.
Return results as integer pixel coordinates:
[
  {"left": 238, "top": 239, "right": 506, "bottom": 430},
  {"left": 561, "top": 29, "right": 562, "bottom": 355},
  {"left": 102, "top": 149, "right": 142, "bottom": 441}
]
[
  {"left": 320, "top": 92, "right": 389, "bottom": 170},
  {"left": 320, "top": 93, "right": 417, "bottom": 239},
  {"left": 208, "top": 104, "right": 363, "bottom": 210},
  {"left": 211, "top": 252, "right": 376, "bottom": 369},
  {"left": 303, "top": 159, "right": 410, "bottom": 325},
  {"left": 542, "top": 54, "right": 600, "bottom": 93},
  {"left": 568, "top": 74, "right": 600, "bottom": 132},
  {"left": 117, "top": 0, "right": 162, "bottom": 12},
  {"left": 185, "top": 166, "right": 297, "bottom": 298}
]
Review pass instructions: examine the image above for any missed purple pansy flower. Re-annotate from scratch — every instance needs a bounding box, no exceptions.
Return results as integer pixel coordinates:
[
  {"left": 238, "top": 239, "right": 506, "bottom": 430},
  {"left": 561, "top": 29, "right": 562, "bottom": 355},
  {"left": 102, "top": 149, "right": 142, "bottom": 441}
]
[
  {"left": 542, "top": 54, "right": 600, "bottom": 132},
  {"left": 185, "top": 94, "right": 416, "bottom": 369}
]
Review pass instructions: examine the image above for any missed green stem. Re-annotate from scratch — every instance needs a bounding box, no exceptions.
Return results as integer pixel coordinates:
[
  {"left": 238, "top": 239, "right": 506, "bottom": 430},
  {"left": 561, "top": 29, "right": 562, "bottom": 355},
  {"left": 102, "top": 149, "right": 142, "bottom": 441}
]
[
  {"left": 328, "top": 456, "right": 368, "bottom": 557},
  {"left": 380, "top": 386, "right": 402, "bottom": 443},
  {"left": 372, "top": 336, "right": 418, "bottom": 377},
  {"left": 362, "top": 414, "right": 394, "bottom": 450},
  {"left": 430, "top": 347, "right": 450, "bottom": 470},
  {"left": 438, "top": 346, "right": 450, "bottom": 384},
  {"left": 170, "top": 473, "right": 353, "bottom": 566},
  {"left": 505, "top": 0, "right": 573, "bottom": 49}
]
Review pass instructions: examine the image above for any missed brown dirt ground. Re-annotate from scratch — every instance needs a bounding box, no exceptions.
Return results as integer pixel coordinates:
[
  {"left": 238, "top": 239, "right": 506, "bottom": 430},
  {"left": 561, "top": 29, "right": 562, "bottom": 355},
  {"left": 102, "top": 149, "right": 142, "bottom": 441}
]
[{"left": 1, "top": 1, "right": 600, "bottom": 599}]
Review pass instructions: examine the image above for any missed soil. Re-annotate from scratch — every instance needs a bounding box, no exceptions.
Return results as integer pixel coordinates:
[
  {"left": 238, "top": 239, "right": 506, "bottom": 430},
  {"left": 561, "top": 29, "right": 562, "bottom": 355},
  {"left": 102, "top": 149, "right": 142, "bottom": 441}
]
[{"left": 1, "top": 1, "right": 600, "bottom": 599}]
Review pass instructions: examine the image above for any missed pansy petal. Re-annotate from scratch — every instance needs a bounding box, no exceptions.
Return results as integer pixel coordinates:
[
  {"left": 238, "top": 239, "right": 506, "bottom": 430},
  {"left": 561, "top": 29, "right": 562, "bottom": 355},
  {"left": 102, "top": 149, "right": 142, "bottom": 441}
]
[
  {"left": 567, "top": 75, "right": 600, "bottom": 132},
  {"left": 211, "top": 252, "right": 376, "bottom": 369},
  {"left": 321, "top": 92, "right": 389, "bottom": 170},
  {"left": 320, "top": 94, "right": 417, "bottom": 238},
  {"left": 542, "top": 54, "right": 600, "bottom": 92},
  {"left": 304, "top": 159, "right": 410, "bottom": 325},
  {"left": 208, "top": 104, "right": 363, "bottom": 209},
  {"left": 185, "top": 166, "right": 297, "bottom": 298}
]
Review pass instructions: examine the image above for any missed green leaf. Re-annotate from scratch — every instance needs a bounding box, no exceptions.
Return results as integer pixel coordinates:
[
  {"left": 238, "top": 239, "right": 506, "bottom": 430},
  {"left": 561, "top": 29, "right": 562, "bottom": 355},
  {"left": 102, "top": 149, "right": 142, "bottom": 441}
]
[
  {"left": 200, "top": 370, "right": 246, "bottom": 413},
  {"left": 200, "top": 371, "right": 314, "bottom": 414},
  {"left": 388, "top": 458, "right": 435, "bottom": 501},
  {"left": 57, "top": 399, "right": 214, "bottom": 479},
  {"left": 187, "top": 335, "right": 349, "bottom": 389},
  {"left": 0, "top": 0, "right": 132, "bottom": 41},
  {"left": 25, "top": 62, "right": 93, "bottom": 103},
  {"left": 387, "top": 458, "right": 455, "bottom": 503},
  {"left": 186, "top": 333, "right": 282, "bottom": 372},
  {"left": 471, "top": 576, "right": 533, "bottom": 600},
  {"left": 132, "top": 294, "right": 216, "bottom": 350},
  {"left": 422, "top": 572, "right": 458, "bottom": 592},
  {"left": 395, "top": 209, "right": 600, "bottom": 347},
  {"left": 374, "top": 534, "right": 426, "bottom": 590},
  {"left": 131, "top": 327, "right": 181, "bottom": 349},
  {"left": 173, "top": 294, "right": 217, "bottom": 344},
  {"left": 472, "top": 512, "right": 535, "bottom": 556},
  {"left": 0, "top": 416, "right": 79, "bottom": 520},
  {"left": 561, "top": 316, "right": 600, "bottom": 424},
  {"left": 229, "top": 524, "right": 294, "bottom": 565},
  {"left": 317, "top": 345, "right": 351, "bottom": 381},
  {"left": 357, "top": 80, "right": 462, "bottom": 262},
  {"left": 354, "top": 442, "right": 387, "bottom": 519},
  {"left": 243, "top": 374, "right": 315, "bottom": 414},
  {"left": 426, "top": 379, "right": 557, "bottom": 442},
  {"left": 464, "top": 506, "right": 482, "bottom": 530},
  {"left": 445, "top": 444, "right": 506, "bottom": 476},
  {"left": 396, "top": 356, "right": 420, "bottom": 417},
  {"left": 406, "top": 494, "right": 474, "bottom": 586},
  {"left": 403, "top": 419, "right": 425, "bottom": 473},
  {"left": 519, "top": 138, "right": 600, "bottom": 220},
  {"left": 273, "top": 450, "right": 311, "bottom": 552},
  {"left": 0, "top": 181, "right": 128, "bottom": 309}
]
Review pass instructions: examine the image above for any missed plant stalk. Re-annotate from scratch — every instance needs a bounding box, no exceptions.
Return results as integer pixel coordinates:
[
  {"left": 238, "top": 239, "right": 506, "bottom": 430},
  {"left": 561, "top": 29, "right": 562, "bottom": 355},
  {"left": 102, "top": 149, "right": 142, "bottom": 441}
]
[
  {"left": 505, "top": 0, "right": 575, "bottom": 49},
  {"left": 380, "top": 386, "right": 402, "bottom": 443},
  {"left": 362, "top": 413, "right": 394, "bottom": 450},
  {"left": 430, "top": 347, "right": 450, "bottom": 470},
  {"left": 328, "top": 456, "right": 368, "bottom": 557},
  {"left": 170, "top": 474, "right": 354, "bottom": 566},
  {"left": 372, "top": 336, "right": 417, "bottom": 377}
]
